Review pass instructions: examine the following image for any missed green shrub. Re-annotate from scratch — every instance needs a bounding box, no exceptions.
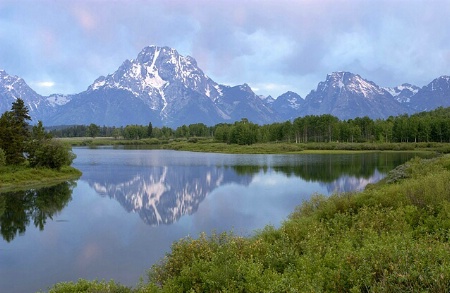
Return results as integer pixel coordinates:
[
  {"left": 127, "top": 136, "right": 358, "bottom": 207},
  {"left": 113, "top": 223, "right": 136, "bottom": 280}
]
[
  {"left": 42, "top": 279, "right": 132, "bottom": 293},
  {"left": 28, "top": 140, "right": 76, "bottom": 170}
]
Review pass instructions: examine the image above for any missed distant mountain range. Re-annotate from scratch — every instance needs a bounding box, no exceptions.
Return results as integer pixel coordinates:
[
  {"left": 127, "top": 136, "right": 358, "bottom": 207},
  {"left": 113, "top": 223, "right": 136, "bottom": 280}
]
[{"left": 1, "top": 45, "right": 450, "bottom": 127}]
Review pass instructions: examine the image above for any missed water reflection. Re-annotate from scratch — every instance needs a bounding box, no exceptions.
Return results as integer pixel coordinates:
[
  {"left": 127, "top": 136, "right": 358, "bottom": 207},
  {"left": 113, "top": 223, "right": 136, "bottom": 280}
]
[
  {"left": 0, "top": 181, "right": 76, "bottom": 242},
  {"left": 0, "top": 150, "right": 426, "bottom": 293},
  {"left": 79, "top": 150, "right": 418, "bottom": 226},
  {"left": 85, "top": 165, "right": 252, "bottom": 226}
]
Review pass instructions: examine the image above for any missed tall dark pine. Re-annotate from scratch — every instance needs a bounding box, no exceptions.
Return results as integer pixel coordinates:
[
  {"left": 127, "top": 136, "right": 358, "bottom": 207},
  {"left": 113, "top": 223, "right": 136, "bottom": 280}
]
[
  {"left": 11, "top": 98, "right": 31, "bottom": 138},
  {"left": 0, "top": 98, "right": 31, "bottom": 164}
]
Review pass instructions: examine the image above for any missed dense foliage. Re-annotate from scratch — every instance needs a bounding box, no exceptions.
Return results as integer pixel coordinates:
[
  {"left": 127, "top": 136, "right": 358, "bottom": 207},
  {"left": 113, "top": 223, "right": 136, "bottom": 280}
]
[
  {"left": 43, "top": 154, "right": 450, "bottom": 292},
  {"left": 50, "top": 107, "right": 450, "bottom": 145},
  {"left": 0, "top": 99, "right": 76, "bottom": 169}
]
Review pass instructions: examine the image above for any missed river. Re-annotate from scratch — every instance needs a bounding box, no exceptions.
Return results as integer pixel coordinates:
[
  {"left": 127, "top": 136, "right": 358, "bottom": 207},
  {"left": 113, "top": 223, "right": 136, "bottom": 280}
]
[{"left": 0, "top": 148, "right": 423, "bottom": 292}]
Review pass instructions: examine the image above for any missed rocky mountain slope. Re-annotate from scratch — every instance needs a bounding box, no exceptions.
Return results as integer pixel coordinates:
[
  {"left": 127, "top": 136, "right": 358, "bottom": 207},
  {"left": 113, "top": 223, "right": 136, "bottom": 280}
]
[
  {"left": 299, "top": 72, "right": 408, "bottom": 119},
  {"left": 408, "top": 76, "right": 450, "bottom": 111},
  {"left": 1, "top": 46, "right": 450, "bottom": 126},
  {"left": 44, "top": 46, "right": 276, "bottom": 126},
  {"left": 0, "top": 70, "right": 53, "bottom": 122}
]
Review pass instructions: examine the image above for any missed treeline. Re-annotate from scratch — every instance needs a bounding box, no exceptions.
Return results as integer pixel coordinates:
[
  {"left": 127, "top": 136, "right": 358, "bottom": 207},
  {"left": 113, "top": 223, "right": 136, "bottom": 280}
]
[{"left": 49, "top": 106, "right": 450, "bottom": 144}]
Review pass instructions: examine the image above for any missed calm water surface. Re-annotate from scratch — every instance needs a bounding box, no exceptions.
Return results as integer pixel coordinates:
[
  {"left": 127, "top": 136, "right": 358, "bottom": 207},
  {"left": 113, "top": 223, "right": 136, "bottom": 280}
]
[{"left": 0, "top": 148, "right": 423, "bottom": 292}]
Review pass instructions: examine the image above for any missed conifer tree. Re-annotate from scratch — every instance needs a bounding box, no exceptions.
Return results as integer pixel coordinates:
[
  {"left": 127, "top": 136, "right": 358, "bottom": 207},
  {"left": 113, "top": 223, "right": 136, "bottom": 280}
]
[{"left": 0, "top": 98, "right": 31, "bottom": 164}]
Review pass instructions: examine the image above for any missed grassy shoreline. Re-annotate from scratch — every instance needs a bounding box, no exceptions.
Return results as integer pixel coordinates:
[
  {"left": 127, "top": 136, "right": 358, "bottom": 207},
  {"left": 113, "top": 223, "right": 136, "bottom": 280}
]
[
  {"left": 0, "top": 166, "right": 82, "bottom": 192},
  {"left": 59, "top": 137, "right": 449, "bottom": 154},
  {"left": 41, "top": 154, "right": 450, "bottom": 292}
]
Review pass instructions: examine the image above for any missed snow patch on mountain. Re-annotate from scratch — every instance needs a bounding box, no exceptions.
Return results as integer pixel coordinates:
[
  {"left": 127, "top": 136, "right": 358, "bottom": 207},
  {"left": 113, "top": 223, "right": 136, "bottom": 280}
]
[
  {"left": 383, "top": 83, "right": 420, "bottom": 103},
  {"left": 46, "top": 94, "right": 71, "bottom": 106}
]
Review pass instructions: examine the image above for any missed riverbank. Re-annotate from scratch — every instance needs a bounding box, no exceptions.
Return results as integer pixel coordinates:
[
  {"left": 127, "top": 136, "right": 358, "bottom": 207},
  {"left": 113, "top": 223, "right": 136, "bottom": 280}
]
[
  {"left": 43, "top": 154, "right": 450, "bottom": 292},
  {"left": 59, "top": 137, "right": 449, "bottom": 154},
  {"left": 0, "top": 166, "right": 82, "bottom": 192}
]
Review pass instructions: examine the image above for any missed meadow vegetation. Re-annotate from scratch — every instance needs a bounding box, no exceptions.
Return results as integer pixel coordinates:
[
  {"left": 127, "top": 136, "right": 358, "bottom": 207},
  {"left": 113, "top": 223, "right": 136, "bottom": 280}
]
[
  {"left": 0, "top": 165, "right": 81, "bottom": 192},
  {"left": 59, "top": 136, "right": 448, "bottom": 155},
  {"left": 42, "top": 154, "right": 450, "bottom": 292}
]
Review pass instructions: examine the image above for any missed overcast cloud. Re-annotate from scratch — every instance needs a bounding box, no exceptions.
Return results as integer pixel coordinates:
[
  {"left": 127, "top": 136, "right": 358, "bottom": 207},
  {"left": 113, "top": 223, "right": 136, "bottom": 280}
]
[{"left": 1, "top": 0, "right": 449, "bottom": 98}]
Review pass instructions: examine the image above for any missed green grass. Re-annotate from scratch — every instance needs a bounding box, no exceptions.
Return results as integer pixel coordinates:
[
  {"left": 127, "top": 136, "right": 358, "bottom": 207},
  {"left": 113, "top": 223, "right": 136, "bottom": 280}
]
[
  {"left": 42, "top": 154, "right": 450, "bottom": 292},
  {"left": 0, "top": 165, "right": 82, "bottom": 192},
  {"left": 59, "top": 137, "right": 448, "bottom": 154}
]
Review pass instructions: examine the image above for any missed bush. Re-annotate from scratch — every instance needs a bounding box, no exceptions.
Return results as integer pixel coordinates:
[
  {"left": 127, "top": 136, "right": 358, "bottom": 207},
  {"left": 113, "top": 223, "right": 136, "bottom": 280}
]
[
  {"left": 43, "top": 279, "right": 132, "bottom": 293},
  {"left": 28, "top": 140, "right": 76, "bottom": 170}
]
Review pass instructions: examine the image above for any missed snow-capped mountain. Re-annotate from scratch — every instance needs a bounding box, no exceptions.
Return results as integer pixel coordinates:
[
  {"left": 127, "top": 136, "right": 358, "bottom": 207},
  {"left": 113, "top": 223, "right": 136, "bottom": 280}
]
[
  {"left": 2, "top": 45, "right": 450, "bottom": 126},
  {"left": 408, "top": 76, "right": 450, "bottom": 111},
  {"left": 270, "top": 91, "right": 304, "bottom": 120},
  {"left": 0, "top": 70, "right": 53, "bottom": 122},
  {"left": 44, "top": 46, "right": 276, "bottom": 126},
  {"left": 299, "top": 72, "right": 409, "bottom": 119},
  {"left": 46, "top": 93, "right": 72, "bottom": 107},
  {"left": 383, "top": 83, "right": 420, "bottom": 104}
]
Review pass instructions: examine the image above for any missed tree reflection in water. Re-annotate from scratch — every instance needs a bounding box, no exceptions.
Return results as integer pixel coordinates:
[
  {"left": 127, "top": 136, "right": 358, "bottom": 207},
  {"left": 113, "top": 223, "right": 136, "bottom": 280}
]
[{"left": 0, "top": 181, "right": 76, "bottom": 242}]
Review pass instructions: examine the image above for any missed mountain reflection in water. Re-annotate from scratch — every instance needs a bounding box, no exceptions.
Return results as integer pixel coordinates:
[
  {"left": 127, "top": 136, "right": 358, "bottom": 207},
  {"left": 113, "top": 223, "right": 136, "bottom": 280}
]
[
  {"left": 0, "top": 149, "right": 426, "bottom": 293},
  {"left": 85, "top": 165, "right": 252, "bottom": 226},
  {"left": 78, "top": 150, "right": 415, "bottom": 226}
]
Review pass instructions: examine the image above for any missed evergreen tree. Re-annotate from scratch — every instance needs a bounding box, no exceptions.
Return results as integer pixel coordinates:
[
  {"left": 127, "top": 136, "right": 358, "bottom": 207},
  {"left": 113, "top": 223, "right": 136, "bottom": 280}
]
[
  {"left": 0, "top": 99, "right": 75, "bottom": 169},
  {"left": 87, "top": 123, "right": 100, "bottom": 138},
  {"left": 0, "top": 99, "right": 31, "bottom": 164},
  {"left": 147, "top": 122, "right": 153, "bottom": 138}
]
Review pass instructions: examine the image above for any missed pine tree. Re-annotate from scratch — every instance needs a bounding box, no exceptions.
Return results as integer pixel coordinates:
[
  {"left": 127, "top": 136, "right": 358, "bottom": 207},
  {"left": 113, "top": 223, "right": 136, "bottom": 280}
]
[{"left": 0, "top": 98, "right": 31, "bottom": 164}]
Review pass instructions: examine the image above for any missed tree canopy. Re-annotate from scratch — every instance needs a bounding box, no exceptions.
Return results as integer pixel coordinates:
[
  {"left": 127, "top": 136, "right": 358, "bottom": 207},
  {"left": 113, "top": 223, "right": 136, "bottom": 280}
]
[
  {"left": 0, "top": 98, "right": 31, "bottom": 164},
  {"left": 0, "top": 99, "right": 76, "bottom": 169}
]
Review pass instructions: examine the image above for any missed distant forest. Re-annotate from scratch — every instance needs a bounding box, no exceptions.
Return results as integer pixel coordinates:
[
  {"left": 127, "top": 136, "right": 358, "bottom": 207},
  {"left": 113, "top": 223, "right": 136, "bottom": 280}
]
[{"left": 48, "top": 106, "right": 450, "bottom": 145}]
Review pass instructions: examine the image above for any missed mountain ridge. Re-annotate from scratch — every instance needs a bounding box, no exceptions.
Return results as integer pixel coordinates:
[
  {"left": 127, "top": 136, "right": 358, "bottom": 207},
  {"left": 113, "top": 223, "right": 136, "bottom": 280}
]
[{"left": 1, "top": 45, "right": 450, "bottom": 126}]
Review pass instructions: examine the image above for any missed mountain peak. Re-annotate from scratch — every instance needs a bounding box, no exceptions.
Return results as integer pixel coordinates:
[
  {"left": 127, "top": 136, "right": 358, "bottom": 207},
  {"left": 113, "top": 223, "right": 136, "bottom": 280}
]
[
  {"left": 425, "top": 75, "right": 450, "bottom": 92},
  {"left": 0, "top": 69, "right": 52, "bottom": 121},
  {"left": 303, "top": 72, "right": 405, "bottom": 119},
  {"left": 430, "top": 76, "right": 450, "bottom": 88},
  {"left": 279, "top": 91, "right": 302, "bottom": 98},
  {"left": 437, "top": 75, "right": 450, "bottom": 81},
  {"left": 317, "top": 71, "right": 384, "bottom": 99},
  {"left": 239, "top": 83, "right": 252, "bottom": 92},
  {"left": 0, "top": 69, "right": 22, "bottom": 83},
  {"left": 383, "top": 83, "right": 419, "bottom": 103},
  {"left": 408, "top": 75, "right": 450, "bottom": 111},
  {"left": 53, "top": 45, "right": 276, "bottom": 126},
  {"left": 268, "top": 91, "right": 304, "bottom": 120},
  {"left": 326, "top": 71, "right": 356, "bottom": 84},
  {"left": 3, "top": 44, "right": 450, "bottom": 127}
]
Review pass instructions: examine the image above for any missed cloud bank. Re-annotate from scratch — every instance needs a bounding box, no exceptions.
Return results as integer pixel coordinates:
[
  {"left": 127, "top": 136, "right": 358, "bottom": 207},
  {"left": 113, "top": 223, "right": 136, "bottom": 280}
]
[{"left": 1, "top": 0, "right": 449, "bottom": 97}]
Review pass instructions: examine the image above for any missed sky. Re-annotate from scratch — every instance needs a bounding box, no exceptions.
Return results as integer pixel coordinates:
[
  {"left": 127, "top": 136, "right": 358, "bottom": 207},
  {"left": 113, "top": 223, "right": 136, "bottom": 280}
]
[{"left": 1, "top": 0, "right": 450, "bottom": 98}]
